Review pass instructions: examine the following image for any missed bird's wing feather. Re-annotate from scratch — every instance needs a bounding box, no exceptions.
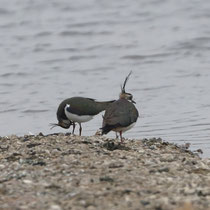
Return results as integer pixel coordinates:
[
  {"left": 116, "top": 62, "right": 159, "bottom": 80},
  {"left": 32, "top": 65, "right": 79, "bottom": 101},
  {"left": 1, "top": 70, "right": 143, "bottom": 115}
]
[{"left": 103, "top": 99, "right": 137, "bottom": 128}]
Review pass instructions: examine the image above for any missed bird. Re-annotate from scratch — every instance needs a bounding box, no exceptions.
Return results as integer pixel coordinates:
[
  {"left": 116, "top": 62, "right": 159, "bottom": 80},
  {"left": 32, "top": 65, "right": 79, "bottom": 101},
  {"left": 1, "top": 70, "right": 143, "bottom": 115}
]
[
  {"left": 51, "top": 97, "right": 115, "bottom": 136},
  {"left": 101, "top": 72, "right": 139, "bottom": 143}
]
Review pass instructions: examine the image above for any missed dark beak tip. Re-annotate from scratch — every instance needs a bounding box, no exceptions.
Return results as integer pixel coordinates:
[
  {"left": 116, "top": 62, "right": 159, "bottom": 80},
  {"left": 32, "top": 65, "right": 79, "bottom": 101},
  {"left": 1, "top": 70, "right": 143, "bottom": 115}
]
[
  {"left": 49, "top": 123, "right": 59, "bottom": 129},
  {"left": 132, "top": 100, "right": 136, "bottom": 104}
]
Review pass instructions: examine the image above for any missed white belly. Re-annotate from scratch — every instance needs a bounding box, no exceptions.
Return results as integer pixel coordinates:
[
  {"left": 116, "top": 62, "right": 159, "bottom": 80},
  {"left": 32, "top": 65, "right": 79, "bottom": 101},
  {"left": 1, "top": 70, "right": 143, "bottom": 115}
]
[
  {"left": 113, "top": 122, "right": 136, "bottom": 133},
  {"left": 65, "top": 108, "right": 93, "bottom": 123}
]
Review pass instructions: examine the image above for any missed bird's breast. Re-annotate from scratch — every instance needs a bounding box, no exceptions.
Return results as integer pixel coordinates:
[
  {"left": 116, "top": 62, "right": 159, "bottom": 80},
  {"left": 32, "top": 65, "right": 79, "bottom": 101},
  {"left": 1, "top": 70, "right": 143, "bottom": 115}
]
[{"left": 64, "top": 108, "right": 93, "bottom": 123}]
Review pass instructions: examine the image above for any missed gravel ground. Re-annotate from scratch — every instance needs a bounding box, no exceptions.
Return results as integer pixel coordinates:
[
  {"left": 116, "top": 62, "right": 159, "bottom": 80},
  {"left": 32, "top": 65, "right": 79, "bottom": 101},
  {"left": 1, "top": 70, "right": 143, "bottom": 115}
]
[{"left": 0, "top": 133, "right": 210, "bottom": 210}]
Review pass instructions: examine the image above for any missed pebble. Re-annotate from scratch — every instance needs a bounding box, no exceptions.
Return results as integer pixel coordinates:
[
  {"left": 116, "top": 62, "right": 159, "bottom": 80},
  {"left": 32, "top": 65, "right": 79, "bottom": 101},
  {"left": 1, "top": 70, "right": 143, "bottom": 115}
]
[
  {"left": 49, "top": 205, "right": 62, "bottom": 210},
  {"left": 22, "top": 179, "right": 33, "bottom": 184}
]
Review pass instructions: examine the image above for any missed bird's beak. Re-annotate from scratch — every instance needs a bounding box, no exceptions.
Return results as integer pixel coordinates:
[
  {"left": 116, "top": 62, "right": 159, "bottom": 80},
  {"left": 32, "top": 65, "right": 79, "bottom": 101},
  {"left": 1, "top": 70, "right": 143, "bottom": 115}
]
[
  {"left": 131, "top": 99, "right": 136, "bottom": 104},
  {"left": 49, "top": 123, "right": 59, "bottom": 129}
]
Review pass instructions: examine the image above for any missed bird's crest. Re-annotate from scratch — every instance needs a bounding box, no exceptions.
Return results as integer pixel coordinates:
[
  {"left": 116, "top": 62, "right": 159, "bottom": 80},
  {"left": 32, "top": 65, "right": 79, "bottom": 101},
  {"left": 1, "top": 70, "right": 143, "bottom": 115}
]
[{"left": 121, "top": 71, "right": 132, "bottom": 93}]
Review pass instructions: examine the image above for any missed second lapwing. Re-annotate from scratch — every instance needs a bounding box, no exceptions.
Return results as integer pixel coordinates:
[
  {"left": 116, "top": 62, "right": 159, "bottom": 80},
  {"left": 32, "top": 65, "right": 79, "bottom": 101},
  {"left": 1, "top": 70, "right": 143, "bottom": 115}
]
[{"left": 101, "top": 72, "right": 139, "bottom": 142}]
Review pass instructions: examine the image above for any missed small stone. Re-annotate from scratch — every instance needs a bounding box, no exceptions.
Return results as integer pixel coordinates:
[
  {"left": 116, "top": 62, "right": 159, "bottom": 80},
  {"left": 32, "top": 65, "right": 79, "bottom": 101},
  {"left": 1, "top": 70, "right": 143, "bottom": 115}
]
[
  {"left": 141, "top": 200, "right": 150, "bottom": 206},
  {"left": 23, "top": 179, "right": 33, "bottom": 184},
  {"left": 0, "top": 164, "right": 5, "bottom": 169},
  {"left": 99, "top": 176, "right": 114, "bottom": 182},
  {"left": 149, "top": 145, "right": 157, "bottom": 150},
  {"left": 49, "top": 205, "right": 62, "bottom": 210},
  {"left": 108, "top": 162, "right": 124, "bottom": 168},
  {"left": 158, "top": 167, "right": 170, "bottom": 173}
]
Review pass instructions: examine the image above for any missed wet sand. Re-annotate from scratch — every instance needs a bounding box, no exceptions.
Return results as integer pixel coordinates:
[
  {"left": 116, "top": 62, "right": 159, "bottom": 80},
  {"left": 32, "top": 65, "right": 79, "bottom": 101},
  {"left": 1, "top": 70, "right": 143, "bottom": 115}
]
[{"left": 0, "top": 133, "right": 209, "bottom": 210}]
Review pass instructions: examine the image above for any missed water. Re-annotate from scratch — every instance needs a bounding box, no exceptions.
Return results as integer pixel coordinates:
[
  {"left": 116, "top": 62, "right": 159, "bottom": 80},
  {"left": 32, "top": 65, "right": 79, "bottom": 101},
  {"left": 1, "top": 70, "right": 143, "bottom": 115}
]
[{"left": 1, "top": 0, "right": 210, "bottom": 157}]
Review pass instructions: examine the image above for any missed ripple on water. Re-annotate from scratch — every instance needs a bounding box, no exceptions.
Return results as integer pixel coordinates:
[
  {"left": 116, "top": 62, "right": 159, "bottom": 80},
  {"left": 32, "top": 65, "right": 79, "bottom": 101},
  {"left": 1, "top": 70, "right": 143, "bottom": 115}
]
[
  {"left": 34, "top": 31, "right": 52, "bottom": 38},
  {"left": 170, "top": 37, "right": 210, "bottom": 53},
  {"left": 0, "top": 83, "right": 15, "bottom": 87},
  {"left": 68, "top": 55, "right": 97, "bottom": 61},
  {"left": 121, "top": 52, "right": 176, "bottom": 60},
  {"left": 21, "top": 109, "right": 49, "bottom": 114},
  {"left": 49, "top": 47, "right": 78, "bottom": 53},
  {"left": 0, "top": 72, "right": 28, "bottom": 78},
  {"left": 0, "top": 8, "right": 13, "bottom": 15},
  {"left": 59, "top": 30, "right": 112, "bottom": 36},
  {"left": 0, "top": 109, "right": 18, "bottom": 113},
  {"left": 39, "top": 58, "right": 69, "bottom": 64},
  {"left": 0, "top": 91, "right": 10, "bottom": 95}
]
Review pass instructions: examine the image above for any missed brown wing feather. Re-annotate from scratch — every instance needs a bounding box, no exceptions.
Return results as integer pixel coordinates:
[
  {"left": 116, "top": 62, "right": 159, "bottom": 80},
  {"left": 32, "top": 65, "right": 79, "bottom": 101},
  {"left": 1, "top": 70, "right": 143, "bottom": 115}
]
[{"left": 103, "top": 99, "right": 138, "bottom": 128}]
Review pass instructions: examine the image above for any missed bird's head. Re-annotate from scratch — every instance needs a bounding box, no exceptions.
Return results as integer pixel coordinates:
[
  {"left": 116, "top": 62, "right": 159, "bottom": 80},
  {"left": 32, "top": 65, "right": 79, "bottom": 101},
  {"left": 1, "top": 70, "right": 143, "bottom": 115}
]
[
  {"left": 50, "top": 119, "right": 72, "bottom": 129},
  {"left": 119, "top": 92, "right": 136, "bottom": 103}
]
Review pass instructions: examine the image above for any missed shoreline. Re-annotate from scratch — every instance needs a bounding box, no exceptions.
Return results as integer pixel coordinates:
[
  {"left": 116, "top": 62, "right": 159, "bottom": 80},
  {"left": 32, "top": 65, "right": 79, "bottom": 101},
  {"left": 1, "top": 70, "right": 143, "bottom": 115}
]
[{"left": 0, "top": 133, "right": 210, "bottom": 210}]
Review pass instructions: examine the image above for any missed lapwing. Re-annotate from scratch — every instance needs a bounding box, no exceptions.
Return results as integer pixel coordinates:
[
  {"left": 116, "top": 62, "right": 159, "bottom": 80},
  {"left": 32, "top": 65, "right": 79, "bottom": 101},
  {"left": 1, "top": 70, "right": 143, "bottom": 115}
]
[
  {"left": 101, "top": 72, "right": 139, "bottom": 142},
  {"left": 51, "top": 97, "right": 115, "bottom": 135}
]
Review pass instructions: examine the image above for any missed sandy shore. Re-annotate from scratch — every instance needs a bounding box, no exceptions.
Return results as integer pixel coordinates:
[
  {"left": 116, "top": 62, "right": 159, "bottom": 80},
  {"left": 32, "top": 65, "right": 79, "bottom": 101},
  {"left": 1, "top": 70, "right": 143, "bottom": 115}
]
[{"left": 0, "top": 133, "right": 210, "bottom": 210}]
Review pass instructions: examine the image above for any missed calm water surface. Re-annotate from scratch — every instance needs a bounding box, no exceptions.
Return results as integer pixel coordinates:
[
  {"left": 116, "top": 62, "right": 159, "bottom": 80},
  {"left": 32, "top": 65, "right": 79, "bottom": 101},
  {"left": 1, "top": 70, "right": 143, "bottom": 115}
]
[{"left": 1, "top": 0, "right": 210, "bottom": 157}]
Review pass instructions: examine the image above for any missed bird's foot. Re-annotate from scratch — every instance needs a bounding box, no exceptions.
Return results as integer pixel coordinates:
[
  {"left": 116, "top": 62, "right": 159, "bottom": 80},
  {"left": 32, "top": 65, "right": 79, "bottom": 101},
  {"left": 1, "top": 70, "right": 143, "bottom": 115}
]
[{"left": 120, "top": 137, "right": 126, "bottom": 144}]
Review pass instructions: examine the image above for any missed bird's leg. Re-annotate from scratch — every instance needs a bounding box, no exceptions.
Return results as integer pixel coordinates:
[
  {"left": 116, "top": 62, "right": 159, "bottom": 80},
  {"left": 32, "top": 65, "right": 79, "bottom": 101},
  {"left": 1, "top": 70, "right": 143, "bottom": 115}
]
[
  {"left": 72, "top": 122, "right": 76, "bottom": 135},
  {"left": 79, "top": 123, "right": 82, "bottom": 136},
  {"left": 119, "top": 131, "right": 123, "bottom": 143},
  {"left": 115, "top": 132, "right": 119, "bottom": 139}
]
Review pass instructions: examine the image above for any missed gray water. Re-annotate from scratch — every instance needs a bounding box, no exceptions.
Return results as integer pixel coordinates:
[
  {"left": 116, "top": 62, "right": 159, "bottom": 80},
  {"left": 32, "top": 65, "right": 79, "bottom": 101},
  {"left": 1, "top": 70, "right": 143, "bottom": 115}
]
[{"left": 1, "top": 0, "right": 210, "bottom": 157}]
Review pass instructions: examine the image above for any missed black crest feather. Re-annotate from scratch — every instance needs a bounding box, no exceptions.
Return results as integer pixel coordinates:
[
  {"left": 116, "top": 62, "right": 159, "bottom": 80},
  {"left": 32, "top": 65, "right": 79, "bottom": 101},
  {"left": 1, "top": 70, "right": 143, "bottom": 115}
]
[{"left": 121, "top": 71, "right": 132, "bottom": 93}]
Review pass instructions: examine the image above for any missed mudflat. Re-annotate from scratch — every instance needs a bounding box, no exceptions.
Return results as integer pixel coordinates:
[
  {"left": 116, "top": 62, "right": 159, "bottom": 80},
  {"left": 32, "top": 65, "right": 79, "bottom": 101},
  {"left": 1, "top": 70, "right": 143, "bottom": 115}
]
[{"left": 0, "top": 133, "right": 209, "bottom": 210}]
